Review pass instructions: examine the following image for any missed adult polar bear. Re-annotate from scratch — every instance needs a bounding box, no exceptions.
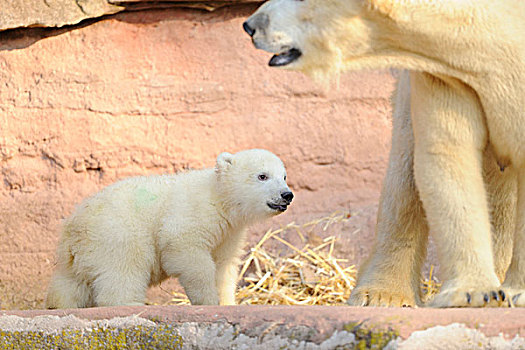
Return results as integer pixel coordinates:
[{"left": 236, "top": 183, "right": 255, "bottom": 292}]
[{"left": 243, "top": 0, "right": 525, "bottom": 307}]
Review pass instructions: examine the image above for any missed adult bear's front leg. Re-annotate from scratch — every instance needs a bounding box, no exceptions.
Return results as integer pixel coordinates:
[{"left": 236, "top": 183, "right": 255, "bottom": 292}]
[
  {"left": 411, "top": 72, "right": 507, "bottom": 308},
  {"left": 348, "top": 72, "right": 429, "bottom": 307}
]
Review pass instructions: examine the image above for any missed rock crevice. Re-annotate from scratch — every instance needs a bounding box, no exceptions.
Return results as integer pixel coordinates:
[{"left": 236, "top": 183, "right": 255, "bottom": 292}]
[{"left": 0, "top": 0, "right": 261, "bottom": 32}]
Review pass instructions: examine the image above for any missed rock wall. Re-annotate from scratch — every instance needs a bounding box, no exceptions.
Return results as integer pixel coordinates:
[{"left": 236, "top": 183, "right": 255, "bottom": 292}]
[{"left": 0, "top": 4, "right": 395, "bottom": 309}]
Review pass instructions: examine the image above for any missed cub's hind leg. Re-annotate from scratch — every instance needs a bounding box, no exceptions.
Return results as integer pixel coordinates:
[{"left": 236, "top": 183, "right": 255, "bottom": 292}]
[
  {"left": 46, "top": 266, "right": 92, "bottom": 309},
  {"left": 90, "top": 226, "right": 154, "bottom": 307},
  {"left": 46, "top": 230, "right": 93, "bottom": 309}
]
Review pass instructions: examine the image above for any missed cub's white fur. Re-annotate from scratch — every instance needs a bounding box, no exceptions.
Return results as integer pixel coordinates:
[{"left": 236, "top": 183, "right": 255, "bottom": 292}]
[{"left": 46, "top": 149, "right": 292, "bottom": 308}]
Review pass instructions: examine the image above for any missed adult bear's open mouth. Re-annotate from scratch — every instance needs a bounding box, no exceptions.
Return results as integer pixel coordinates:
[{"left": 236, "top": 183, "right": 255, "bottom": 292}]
[
  {"left": 267, "top": 202, "right": 288, "bottom": 212},
  {"left": 269, "top": 48, "right": 302, "bottom": 67}
]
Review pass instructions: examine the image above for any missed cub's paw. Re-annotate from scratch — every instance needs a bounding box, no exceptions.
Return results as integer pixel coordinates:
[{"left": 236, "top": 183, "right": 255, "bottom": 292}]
[
  {"left": 428, "top": 287, "right": 510, "bottom": 308},
  {"left": 348, "top": 287, "right": 416, "bottom": 307},
  {"left": 187, "top": 291, "right": 220, "bottom": 306}
]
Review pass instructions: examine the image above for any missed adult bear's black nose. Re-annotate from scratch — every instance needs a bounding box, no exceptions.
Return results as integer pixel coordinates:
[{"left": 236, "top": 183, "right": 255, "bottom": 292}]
[
  {"left": 281, "top": 191, "right": 294, "bottom": 203},
  {"left": 243, "top": 21, "right": 255, "bottom": 37}
]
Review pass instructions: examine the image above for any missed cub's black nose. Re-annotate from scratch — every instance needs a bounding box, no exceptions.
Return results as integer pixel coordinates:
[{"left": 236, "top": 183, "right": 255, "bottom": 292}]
[
  {"left": 243, "top": 21, "right": 255, "bottom": 37},
  {"left": 281, "top": 191, "right": 294, "bottom": 203}
]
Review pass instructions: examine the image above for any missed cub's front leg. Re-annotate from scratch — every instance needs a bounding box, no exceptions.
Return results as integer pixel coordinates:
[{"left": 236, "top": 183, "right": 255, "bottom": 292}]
[
  {"left": 411, "top": 73, "right": 506, "bottom": 307},
  {"left": 213, "top": 230, "right": 248, "bottom": 305},
  {"left": 162, "top": 245, "right": 220, "bottom": 305}
]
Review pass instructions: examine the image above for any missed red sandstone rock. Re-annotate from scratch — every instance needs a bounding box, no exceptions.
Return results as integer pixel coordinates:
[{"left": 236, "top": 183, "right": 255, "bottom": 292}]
[{"left": 0, "top": 0, "right": 261, "bottom": 31}]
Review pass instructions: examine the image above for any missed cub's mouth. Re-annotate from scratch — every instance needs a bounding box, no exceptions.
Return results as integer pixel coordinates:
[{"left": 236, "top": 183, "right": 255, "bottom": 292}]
[
  {"left": 269, "top": 48, "right": 302, "bottom": 67},
  {"left": 267, "top": 202, "right": 289, "bottom": 212}
]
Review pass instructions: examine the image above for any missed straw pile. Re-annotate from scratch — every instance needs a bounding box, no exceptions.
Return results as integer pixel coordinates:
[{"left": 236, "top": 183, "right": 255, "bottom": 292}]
[
  {"left": 421, "top": 265, "right": 442, "bottom": 303},
  {"left": 170, "top": 211, "right": 442, "bottom": 306},
  {"left": 236, "top": 211, "right": 356, "bottom": 305},
  {"left": 170, "top": 211, "right": 356, "bottom": 305}
]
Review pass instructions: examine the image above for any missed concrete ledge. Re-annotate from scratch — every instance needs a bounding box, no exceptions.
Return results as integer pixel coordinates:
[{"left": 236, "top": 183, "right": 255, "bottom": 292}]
[{"left": 2, "top": 306, "right": 525, "bottom": 349}]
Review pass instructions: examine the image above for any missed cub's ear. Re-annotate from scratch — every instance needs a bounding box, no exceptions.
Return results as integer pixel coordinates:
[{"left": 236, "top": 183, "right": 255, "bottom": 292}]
[{"left": 216, "top": 152, "right": 234, "bottom": 172}]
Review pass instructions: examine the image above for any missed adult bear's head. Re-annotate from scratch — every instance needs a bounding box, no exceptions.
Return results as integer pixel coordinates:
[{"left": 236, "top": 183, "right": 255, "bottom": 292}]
[
  {"left": 215, "top": 149, "right": 293, "bottom": 223},
  {"left": 243, "top": 0, "right": 467, "bottom": 81},
  {"left": 243, "top": 0, "right": 377, "bottom": 79}
]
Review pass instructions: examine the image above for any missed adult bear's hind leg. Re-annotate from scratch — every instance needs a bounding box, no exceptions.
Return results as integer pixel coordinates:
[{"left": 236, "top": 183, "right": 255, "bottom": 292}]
[
  {"left": 411, "top": 73, "right": 505, "bottom": 308},
  {"left": 348, "top": 72, "right": 429, "bottom": 307},
  {"left": 483, "top": 146, "right": 517, "bottom": 283},
  {"left": 502, "top": 168, "right": 525, "bottom": 306}
]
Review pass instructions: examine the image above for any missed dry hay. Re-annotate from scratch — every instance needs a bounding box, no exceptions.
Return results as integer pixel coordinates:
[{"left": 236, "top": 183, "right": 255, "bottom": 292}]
[
  {"left": 236, "top": 211, "right": 356, "bottom": 305},
  {"left": 170, "top": 211, "right": 442, "bottom": 306},
  {"left": 421, "top": 265, "right": 442, "bottom": 303}
]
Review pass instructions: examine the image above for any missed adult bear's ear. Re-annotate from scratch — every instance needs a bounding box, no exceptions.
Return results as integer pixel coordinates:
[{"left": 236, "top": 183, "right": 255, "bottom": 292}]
[{"left": 216, "top": 152, "right": 233, "bottom": 173}]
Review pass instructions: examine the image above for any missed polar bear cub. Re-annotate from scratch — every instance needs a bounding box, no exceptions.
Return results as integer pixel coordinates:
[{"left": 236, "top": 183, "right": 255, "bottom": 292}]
[{"left": 46, "top": 149, "right": 293, "bottom": 308}]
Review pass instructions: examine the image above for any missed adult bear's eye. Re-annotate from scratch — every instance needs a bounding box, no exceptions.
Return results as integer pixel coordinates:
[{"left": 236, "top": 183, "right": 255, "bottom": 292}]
[
  {"left": 284, "top": 175, "right": 287, "bottom": 181},
  {"left": 258, "top": 174, "right": 268, "bottom": 181}
]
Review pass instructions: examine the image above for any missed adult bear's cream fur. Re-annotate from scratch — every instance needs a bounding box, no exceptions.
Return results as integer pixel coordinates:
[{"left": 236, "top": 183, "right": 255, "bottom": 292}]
[{"left": 244, "top": 0, "right": 524, "bottom": 307}]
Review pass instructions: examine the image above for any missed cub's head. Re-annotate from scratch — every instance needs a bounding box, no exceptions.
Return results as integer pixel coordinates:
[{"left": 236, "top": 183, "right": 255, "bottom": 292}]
[
  {"left": 243, "top": 0, "right": 383, "bottom": 80},
  {"left": 215, "top": 149, "right": 293, "bottom": 223}
]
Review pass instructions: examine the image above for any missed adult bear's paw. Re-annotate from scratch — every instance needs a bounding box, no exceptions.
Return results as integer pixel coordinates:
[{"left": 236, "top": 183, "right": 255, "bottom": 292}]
[
  {"left": 499, "top": 286, "right": 525, "bottom": 307},
  {"left": 428, "top": 286, "right": 511, "bottom": 308},
  {"left": 348, "top": 286, "right": 416, "bottom": 307},
  {"left": 510, "top": 291, "right": 525, "bottom": 307}
]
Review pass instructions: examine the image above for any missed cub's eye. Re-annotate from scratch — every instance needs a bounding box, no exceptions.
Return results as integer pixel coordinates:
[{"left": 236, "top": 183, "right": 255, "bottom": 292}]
[
  {"left": 258, "top": 174, "right": 268, "bottom": 181},
  {"left": 284, "top": 175, "right": 287, "bottom": 181}
]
